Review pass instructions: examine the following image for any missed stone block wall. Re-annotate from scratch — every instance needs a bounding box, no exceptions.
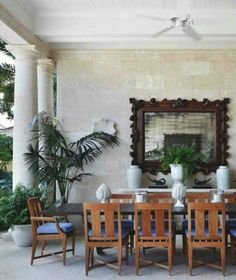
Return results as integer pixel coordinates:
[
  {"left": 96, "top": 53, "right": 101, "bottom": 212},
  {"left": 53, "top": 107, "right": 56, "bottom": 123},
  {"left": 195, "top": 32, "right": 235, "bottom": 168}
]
[{"left": 54, "top": 49, "right": 236, "bottom": 202}]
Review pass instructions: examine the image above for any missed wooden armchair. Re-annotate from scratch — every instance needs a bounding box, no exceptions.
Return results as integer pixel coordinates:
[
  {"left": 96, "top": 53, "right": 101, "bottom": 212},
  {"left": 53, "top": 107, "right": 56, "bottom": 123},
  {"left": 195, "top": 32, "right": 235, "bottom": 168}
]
[
  {"left": 186, "top": 202, "right": 226, "bottom": 275},
  {"left": 27, "top": 198, "right": 76, "bottom": 265},
  {"left": 83, "top": 202, "right": 129, "bottom": 276},
  {"left": 134, "top": 202, "right": 175, "bottom": 275}
]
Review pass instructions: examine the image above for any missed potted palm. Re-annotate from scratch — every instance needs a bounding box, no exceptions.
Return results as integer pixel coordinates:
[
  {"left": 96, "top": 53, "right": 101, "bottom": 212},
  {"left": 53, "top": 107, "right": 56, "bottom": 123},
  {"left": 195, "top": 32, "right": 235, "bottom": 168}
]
[
  {"left": 24, "top": 112, "right": 120, "bottom": 204},
  {"left": 0, "top": 185, "right": 48, "bottom": 246}
]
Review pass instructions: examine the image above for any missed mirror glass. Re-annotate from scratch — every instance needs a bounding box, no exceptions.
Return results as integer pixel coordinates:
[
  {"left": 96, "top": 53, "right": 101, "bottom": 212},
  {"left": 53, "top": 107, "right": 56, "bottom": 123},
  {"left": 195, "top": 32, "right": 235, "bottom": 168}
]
[{"left": 144, "top": 112, "right": 216, "bottom": 161}]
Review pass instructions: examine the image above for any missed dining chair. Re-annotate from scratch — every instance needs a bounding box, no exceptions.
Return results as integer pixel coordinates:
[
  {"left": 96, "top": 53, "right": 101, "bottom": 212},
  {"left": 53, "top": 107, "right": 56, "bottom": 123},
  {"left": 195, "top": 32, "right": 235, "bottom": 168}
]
[
  {"left": 27, "top": 197, "right": 76, "bottom": 265},
  {"left": 134, "top": 202, "right": 175, "bottom": 275},
  {"left": 182, "top": 192, "right": 210, "bottom": 253},
  {"left": 147, "top": 192, "right": 173, "bottom": 203},
  {"left": 83, "top": 202, "right": 129, "bottom": 276},
  {"left": 185, "top": 202, "right": 226, "bottom": 275},
  {"left": 224, "top": 192, "right": 236, "bottom": 257},
  {"left": 110, "top": 193, "right": 134, "bottom": 254}
]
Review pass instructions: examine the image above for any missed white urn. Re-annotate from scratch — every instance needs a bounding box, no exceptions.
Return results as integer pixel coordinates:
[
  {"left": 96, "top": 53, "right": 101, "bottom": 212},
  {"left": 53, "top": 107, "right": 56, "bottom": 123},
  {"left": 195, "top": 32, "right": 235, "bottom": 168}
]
[
  {"left": 216, "top": 166, "right": 230, "bottom": 190},
  {"left": 172, "top": 182, "right": 186, "bottom": 207},
  {"left": 127, "top": 165, "right": 142, "bottom": 189},
  {"left": 170, "top": 164, "right": 183, "bottom": 183}
]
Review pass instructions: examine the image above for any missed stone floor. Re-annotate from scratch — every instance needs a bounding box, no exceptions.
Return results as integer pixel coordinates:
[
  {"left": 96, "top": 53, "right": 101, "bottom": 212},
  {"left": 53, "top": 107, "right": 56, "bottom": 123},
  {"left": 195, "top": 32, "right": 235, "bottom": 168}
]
[{"left": 0, "top": 234, "right": 235, "bottom": 280}]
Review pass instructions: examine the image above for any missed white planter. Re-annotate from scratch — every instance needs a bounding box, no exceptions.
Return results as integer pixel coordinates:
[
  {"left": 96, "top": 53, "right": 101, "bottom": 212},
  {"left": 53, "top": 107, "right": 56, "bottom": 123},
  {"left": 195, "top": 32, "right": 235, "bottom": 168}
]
[
  {"left": 127, "top": 165, "right": 142, "bottom": 188},
  {"left": 216, "top": 166, "right": 230, "bottom": 190},
  {"left": 170, "top": 164, "right": 183, "bottom": 183},
  {"left": 11, "top": 224, "right": 32, "bottom": 247}
]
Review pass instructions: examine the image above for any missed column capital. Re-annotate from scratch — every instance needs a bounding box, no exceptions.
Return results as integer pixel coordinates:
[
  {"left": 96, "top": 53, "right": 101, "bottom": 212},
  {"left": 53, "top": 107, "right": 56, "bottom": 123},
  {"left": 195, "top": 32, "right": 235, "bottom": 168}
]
[
  {"left": 38, "top": 59, "right": 55, "bottom": 73},
  {"left": 6, "top": 44, "right": 40, "bottom": 61}
]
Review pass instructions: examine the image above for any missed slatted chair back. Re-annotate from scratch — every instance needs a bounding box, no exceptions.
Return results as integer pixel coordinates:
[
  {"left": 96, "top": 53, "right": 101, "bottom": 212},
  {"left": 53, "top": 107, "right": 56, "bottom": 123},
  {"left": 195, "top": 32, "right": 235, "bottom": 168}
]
[
  {"left": 83, "top": 203, "right": 122, "bottom": 243},
  {"left": 134, "top": 202, "right": 172, "bottom": 242},
  {"left": 27, "top": 197, "right": 44, "bottom": 232},
  {"left": 188, "top": 202, "right": 225, "bottom": 242},
  {"left": 186, "top": 192, "right": 210, "bottom": 203},
  {"left": 147, "top": 193, "right": 173, "bottom": 203},
  {"left": 110, "top": 193, "right": 133, "bottom": 203}
]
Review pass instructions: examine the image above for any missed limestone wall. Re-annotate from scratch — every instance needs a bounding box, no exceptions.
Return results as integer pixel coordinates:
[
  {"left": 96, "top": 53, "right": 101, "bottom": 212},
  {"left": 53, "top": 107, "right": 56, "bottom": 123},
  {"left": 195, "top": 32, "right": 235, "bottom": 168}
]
[{"left": 54, "top": 49, "right": 236, "bottom": 202}]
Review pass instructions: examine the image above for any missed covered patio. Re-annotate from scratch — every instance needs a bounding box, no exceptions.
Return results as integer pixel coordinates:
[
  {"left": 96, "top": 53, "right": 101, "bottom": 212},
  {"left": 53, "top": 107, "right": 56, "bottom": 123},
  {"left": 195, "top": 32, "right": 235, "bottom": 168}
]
[{"left": 1, "top": 0, "right": 236, "bottom": 279}]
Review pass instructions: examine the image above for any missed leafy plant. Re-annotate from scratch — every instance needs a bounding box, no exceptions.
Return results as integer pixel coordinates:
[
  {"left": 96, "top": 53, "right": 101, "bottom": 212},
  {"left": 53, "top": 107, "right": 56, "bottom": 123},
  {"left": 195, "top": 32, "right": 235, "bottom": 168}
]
[
  {"left": 24, "top": 112, "right": 120, "bottom": 204},
  {"left": 155, "top": 145, "right": 206, "bottom": 179},
  {"left": 0, "top": 39, "right": 15, "bottom": 119},
  {"left": 0, "top": 185, "right": 49, "bottom": 227},
  {"left": 0, "top": 134, "right": 13, "bottom": 170}
]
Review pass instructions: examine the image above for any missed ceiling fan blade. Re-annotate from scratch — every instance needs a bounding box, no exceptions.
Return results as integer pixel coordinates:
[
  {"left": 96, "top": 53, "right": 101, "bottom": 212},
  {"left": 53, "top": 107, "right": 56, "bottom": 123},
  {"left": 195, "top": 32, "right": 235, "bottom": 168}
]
[
  {"left": 137, "top": 14, "right": 167, "bottom": 21},
  {"left": 152, "top": 26, "right": 175, "bottom": 38},
  {"left": 182, "top": 25, "right": 201, "bottom": 41}
]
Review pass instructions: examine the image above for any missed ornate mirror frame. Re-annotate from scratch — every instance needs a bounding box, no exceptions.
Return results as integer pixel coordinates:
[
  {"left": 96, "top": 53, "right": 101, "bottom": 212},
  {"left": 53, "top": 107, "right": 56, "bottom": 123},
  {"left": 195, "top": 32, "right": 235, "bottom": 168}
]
[{"left": 129, "top": 98, "right": 230, "bottom": 174}]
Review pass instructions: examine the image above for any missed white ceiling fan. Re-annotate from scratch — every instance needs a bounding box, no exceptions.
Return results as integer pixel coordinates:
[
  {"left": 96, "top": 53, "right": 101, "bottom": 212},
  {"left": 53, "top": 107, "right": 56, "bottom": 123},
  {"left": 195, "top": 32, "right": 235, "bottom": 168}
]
[{"left": 139, "top": 14, "right": 201, "bottom": 40}]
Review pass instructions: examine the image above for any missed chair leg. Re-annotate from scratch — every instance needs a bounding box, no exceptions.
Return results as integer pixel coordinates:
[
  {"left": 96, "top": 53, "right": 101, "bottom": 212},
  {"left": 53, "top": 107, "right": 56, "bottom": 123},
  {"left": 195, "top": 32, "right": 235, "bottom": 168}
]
[
  {"left": 125, "top": 239, "right": 129, "bottom": 265},
  {"left": 41, "top": 240, "right": 46, "bottom": 256},
  {"left": 62, "top": 238, "right": 67, "bottom": 265},
  {"left": 168, "top": 246, "right": 173, "bottom": 275},
  {"left": 91, "top": 248, "right": 94, "bottom": 266},
  {"left": 129, "top": 234, "right": 134, "bottom": 255},
  {"left": 182, "top": 232, "right": 186, "bottom": 254},
  {"left": 188, "top": 245, "right": 193, "bottom": 275},
  {"left": 118, "top": 245, "right": 122, "bottom": 276},
  {"left": 31, "top": 238, "right": 38, "bottom": 265},
  {"left": 136, "top": 246, "right": 140, "bottom": 275},
  {"left": 85, "top": 246, "right": 90, "bottom": 276},
  {"left": 72, "top": 234, "right": 76, "bottom": 256},
  {"left": 221, "top": 246, "right": 226, "bottom": 275}
]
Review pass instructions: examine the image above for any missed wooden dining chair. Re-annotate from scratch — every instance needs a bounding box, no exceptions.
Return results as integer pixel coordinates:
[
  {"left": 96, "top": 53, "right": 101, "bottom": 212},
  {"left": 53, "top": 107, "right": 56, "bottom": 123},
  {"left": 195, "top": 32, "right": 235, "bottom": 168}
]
[
  {"left": 83, "top": 202, "right": 129, "bottom": 276},
  {"left": 134, "top": 202, "right": 175, "bottom": 275},
  {"left": 110, "top": 193, "right": 134, "bottom": 254},
  {"left": 185, "top": 202, "right": 226, "bottom": 275},
  {"left": 27, "top": 198, "right": 76, "bottom": 265},
  {"left": 182, "top": 192, "right": 210, "bottom": 253},
  {"left": 147, "top": 192, "right": 173, "bottom": 203}
]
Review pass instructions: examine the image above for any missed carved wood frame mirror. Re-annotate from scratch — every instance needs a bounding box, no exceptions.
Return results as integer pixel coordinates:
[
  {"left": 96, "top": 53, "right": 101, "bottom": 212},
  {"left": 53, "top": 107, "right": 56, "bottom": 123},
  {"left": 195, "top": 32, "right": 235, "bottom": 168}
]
[{"left": 129, "top": 98, "right": 229, "bottom": 174}]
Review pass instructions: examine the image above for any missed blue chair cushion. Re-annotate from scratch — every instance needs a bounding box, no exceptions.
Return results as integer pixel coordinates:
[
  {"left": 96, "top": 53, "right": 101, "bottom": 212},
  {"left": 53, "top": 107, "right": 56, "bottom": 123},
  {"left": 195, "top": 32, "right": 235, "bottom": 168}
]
[
  {"left": 184, "top": 227, "right": 222, "bottom": 238},
  {"left": 138, "top": 220, "right": 176, "bottom": 237},
  {"left": 114, "top": 219, "right": 134, "bottom": 229},
  {"left": 226, "top": 219, "right": 236, "bottom": 229},
  {"left": 230, "top": 228, "right": 236, "bottom": 237},
  {"left": 88, "top": 226, "right": 130, "bottom": 239},
  {"left": 37, "top": 222, "right": 74, "bottom": 234},
  {"left": 182, "top": 219, "right": 208, "bottom": 228}
]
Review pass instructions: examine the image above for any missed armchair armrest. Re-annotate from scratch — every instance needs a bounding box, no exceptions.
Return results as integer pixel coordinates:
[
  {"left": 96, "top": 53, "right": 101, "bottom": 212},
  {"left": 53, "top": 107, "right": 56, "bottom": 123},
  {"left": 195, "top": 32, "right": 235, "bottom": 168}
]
[{"left": 30, "top": 216, "right": 65, "bottom": 235}]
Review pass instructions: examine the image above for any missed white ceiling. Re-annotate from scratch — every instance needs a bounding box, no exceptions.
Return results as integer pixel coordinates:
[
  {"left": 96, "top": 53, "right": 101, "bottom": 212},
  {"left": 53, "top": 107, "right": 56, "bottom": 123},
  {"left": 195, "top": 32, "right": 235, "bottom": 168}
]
[{"left": 1, "top": 0, "right": 236, "bottom": 48}]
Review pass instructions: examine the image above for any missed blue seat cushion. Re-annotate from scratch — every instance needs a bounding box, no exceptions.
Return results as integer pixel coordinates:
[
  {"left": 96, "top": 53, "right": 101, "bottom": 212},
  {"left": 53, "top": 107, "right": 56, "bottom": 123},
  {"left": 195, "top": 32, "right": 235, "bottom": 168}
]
[
  {"left": 230, "top": 228, "right": 236, "bottom": 237},
  {"left": 226, "top": 219, "right": 236, "bottom": 229},
  {"left": 182, "top": 219, "right": 208, "bottom": 228},
  {"left": 114, "top": 219, "right": 134, "bottom": 229},
  {"left": 37, "top": 222, "right": 74, "bottom": 234},
  {"left": 88, "top": 226, "right": 130, "bottom": 239},
  {"left": 184, "top": 227, "right": 222, "bottom": 238},
  {"left": 138, "top": 220, "right": 176, "bottom": 237}
]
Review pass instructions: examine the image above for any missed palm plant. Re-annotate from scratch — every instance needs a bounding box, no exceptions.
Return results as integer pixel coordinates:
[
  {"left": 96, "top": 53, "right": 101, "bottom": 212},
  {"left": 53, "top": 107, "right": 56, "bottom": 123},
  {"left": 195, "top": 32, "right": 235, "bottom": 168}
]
[{"left": 24, "top": 112, "right": 120, "bottom": 203}]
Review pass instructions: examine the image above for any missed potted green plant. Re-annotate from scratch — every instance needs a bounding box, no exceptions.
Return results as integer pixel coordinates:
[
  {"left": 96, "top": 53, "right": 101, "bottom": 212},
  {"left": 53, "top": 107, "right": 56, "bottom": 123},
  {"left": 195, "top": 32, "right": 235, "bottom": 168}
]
[
  {"left": 24, "top": 112, "right": 120, "bottom": 204},
  {"left": 156, "top": 145, "right": 206, "bottom": 181},
  {"left": 0, "top": 185, "right": 48, "bottom": 247}
]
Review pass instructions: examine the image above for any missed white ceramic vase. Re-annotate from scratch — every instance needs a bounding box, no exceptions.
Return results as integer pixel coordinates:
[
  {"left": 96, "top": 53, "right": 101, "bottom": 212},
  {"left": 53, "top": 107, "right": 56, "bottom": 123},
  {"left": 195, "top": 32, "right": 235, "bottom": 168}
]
[
  {"left": 127, "top": 165, "right": 142, "bottom": 188},
  {"left": 11, "top": 224, "right": 32, "bottom": 247},
  {"left": 216, "top": 166, "right": 230, "bottom": 190},
  {"left": 170, "top": 164, "right": 183, "bottom": 183}
]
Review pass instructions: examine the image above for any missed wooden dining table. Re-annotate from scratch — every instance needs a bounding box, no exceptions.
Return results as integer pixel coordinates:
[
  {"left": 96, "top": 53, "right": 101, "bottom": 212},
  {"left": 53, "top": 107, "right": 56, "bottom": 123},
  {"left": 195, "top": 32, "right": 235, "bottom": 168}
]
[{"left": 41, "top": 202, "right": 236, "bottom": 217}]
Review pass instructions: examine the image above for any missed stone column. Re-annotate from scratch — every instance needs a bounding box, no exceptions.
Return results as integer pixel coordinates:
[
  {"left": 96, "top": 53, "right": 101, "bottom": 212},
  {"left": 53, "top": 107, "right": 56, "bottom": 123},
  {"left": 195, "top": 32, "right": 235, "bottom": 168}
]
[
  {"left": 7, "top": 45, "right": 39, "bottom": 189},
  {"left": 37, "top": 59, "right": 54, "bottom": 115}
]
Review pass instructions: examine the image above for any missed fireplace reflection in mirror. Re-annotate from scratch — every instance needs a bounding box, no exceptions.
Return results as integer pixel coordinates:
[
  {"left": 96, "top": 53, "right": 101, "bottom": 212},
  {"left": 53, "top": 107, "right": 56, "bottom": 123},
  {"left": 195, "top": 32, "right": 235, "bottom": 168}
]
[{"left": 144, "top": 112, "right": 216, "bottom": 161}]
